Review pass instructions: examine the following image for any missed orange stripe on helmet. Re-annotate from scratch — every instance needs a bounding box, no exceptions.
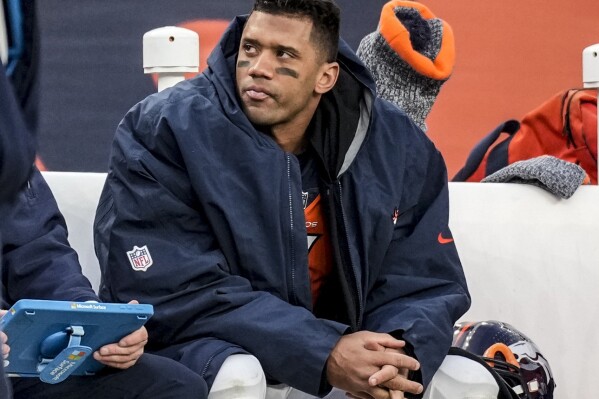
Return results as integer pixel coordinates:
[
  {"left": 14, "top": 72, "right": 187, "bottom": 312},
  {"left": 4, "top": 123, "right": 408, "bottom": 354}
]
[
  {"left": 453, "top": 322, "right": 474, "bottom": 346},
  {"left": 378, "top": 0, "right": 455, "bottom": 80},
  {"left": 483, "top": 343, "right": 520, "bottom": 368}
]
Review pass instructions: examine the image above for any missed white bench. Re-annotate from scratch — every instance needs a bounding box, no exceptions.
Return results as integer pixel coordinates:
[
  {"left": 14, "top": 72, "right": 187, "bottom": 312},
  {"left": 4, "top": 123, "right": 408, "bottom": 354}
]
[{"left": 45, "top": 171, "right": 596, "bottom": 398}]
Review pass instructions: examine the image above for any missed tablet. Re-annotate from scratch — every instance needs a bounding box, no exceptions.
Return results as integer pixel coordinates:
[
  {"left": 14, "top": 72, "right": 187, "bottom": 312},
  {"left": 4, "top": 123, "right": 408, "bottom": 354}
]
[{"left": 0, "top": 299, "right": 153, "bottom": 384}]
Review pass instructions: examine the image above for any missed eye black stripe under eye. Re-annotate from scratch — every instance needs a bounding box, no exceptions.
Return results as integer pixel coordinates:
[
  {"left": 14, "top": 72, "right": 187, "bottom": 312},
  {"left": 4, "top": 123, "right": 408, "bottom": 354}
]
[{"left": 275, "top": 68, "right": 299, "bottom": 78}]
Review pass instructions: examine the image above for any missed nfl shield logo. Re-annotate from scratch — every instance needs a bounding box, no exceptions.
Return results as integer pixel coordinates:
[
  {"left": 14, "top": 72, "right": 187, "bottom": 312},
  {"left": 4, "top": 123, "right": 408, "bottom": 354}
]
[{"left": 127, "top": 245, "right": 153, "bottom": 272}]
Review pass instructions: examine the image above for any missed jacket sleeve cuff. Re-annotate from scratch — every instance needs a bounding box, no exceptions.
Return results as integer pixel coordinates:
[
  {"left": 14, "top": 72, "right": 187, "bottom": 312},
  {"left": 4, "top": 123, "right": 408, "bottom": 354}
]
[
  {"left": 318, "top": 326, "right": 352, "bottom": 396},
  {"left": 390, "top": 329, "right": 424, "bottom": 399},
  {"left": 318, "top": 361, "right": 334, "bottom": 396}
]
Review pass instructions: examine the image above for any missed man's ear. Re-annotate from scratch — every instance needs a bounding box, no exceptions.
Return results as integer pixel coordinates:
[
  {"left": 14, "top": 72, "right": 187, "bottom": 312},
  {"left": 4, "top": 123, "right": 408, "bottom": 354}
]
[{"left": 315, "top": 62, "right": 339, "bottom": 94}]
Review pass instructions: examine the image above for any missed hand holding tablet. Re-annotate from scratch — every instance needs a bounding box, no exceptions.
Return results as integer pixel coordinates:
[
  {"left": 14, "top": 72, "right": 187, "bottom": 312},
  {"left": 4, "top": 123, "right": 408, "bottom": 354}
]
[{"left": 0, "top": 299, "right": 153, "bottom": 384}]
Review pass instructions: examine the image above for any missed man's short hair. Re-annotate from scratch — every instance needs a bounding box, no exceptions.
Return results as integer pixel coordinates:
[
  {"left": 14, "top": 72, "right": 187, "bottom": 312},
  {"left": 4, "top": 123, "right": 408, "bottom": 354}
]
[{"left": 252, "top": 0, "right": 340, "bottom": 63}]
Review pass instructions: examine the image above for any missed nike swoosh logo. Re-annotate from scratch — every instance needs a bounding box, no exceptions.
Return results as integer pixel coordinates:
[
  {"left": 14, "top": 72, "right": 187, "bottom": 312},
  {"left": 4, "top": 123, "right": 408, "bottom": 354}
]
[{"left": 438, "top": 233, "right": 454, "bottom": 244}]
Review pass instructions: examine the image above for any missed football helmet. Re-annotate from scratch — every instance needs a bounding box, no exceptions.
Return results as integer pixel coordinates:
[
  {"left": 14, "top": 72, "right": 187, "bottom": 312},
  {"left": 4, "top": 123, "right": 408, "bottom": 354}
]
[{"left": 453, "top": 320, "right": 556, "bottom": 399}]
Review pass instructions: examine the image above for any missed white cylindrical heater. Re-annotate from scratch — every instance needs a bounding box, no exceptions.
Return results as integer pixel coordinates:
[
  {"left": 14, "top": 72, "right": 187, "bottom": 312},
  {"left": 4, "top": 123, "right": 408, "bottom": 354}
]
[{"left": 143, "top": 26, "right": 199, "bottom": 92}]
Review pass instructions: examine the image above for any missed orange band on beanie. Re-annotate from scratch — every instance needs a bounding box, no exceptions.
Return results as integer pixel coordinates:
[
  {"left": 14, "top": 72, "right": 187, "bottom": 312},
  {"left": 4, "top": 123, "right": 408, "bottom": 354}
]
[{"left": 379, "top": 0, "right": 455, "bottom": 80}]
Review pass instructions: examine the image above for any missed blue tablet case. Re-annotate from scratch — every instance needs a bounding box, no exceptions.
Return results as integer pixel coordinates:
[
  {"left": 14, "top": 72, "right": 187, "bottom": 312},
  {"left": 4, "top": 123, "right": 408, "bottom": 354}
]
[{"left": 0, "top": 299, "right": 153, "bottom": 384}]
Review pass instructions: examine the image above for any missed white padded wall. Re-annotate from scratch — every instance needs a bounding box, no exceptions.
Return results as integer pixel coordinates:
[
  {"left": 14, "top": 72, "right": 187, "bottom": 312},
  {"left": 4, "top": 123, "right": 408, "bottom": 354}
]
[
  {"left": 449, "top": 182, "right": 599, "bottom": 398},
  {"left": 42, "top": 171, "right": 106, "bottom": 293}
]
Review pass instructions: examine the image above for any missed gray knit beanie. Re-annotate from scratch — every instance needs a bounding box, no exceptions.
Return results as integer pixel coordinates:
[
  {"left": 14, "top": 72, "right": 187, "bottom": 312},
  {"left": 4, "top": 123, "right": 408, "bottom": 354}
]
[
  {"left": 482, "top": 155, "right": 589, "bottom": 199},
  {"left": 357, "top": 1, "right": 455, "bottom": 132}
]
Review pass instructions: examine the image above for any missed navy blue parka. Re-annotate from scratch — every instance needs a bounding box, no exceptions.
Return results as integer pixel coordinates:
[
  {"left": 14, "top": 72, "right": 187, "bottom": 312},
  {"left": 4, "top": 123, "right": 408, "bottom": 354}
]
[
  {"left": 0, "top": 63, "right": 35, "bottom": 203},
  {"left": 0, "top": 168, "right": 98, "bottom": 308},
  {"left": 0, "top": 59, "right": 36, "bottom": 399},
  {"left": 94, "top": 15, "right": 470, "bottom": 396}
]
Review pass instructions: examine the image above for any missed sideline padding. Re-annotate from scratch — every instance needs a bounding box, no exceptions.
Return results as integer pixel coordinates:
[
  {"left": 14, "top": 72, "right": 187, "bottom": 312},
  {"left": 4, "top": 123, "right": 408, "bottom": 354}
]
[
  {"left": 43, "top": 171, "right": 106, "bottom": 293},
  {"left": 46, "top": 172, "right": 595, "bottom": 397},
  {"left": 450, "top": 182, "right": 599, "bottom": 399}
]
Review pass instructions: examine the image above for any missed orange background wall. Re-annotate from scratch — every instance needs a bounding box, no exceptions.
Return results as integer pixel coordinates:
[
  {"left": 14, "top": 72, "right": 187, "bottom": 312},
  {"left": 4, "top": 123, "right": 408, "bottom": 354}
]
[{"left": 420, "top": 1, "right": 599, "bottom": 177}]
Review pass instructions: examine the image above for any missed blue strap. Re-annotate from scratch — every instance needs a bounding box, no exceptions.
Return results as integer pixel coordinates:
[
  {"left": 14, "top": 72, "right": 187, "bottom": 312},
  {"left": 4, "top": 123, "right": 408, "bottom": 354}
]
[
  {"left": 5, "top": 0, "right": 24, "bottom": 76},
  {"left": 38, "top": 326, "right": 93, "bottom": 384},
  {"left": 452, "top": 120, "right": 520, "bottom": 181}
]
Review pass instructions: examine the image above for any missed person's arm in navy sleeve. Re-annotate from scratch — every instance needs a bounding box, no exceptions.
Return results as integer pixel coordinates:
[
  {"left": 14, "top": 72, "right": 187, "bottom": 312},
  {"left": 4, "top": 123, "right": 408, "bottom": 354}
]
[
  {"left": 0, "top": 167, "right": 98, "bottom": 305},
  {"left": 0, "top": 63, "right": 34, "bottom": 202}
]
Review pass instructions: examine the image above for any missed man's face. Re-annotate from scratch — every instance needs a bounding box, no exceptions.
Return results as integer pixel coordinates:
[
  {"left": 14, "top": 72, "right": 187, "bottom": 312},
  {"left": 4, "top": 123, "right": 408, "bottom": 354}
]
[{"left": 236, "top": 12, "right": 325, "bottom": 129}]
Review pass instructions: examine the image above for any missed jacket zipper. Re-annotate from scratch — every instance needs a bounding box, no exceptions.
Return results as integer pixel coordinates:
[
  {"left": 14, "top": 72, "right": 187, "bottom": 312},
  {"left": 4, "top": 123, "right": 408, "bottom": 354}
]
[
  {"left": 286, "top": 154, "right": 298, "bottom": 305},
  {"left": 200, "top": 353, "right": 217, "bottom": 378},
  {"left": 337, "top": 181, "right": 363, "bottom": 327}
]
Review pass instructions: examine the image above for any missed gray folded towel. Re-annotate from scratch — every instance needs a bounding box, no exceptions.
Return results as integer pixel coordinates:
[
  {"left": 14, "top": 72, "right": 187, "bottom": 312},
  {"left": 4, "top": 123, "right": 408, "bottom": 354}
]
[{"left": 481, "top": 155, "right": 588, "bottom": 199}]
